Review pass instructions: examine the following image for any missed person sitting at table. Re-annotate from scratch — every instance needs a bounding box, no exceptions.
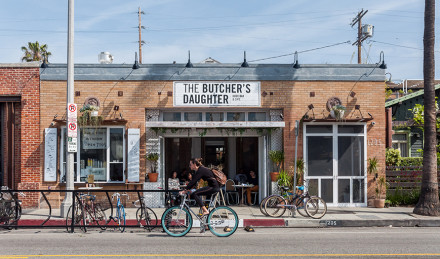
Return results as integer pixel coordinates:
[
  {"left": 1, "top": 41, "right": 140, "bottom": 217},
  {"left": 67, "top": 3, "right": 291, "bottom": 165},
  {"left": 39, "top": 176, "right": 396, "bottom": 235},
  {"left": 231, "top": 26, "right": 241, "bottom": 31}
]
[
  {"left": 246, "top": 170, "right": 259, "bottom": 206},
  {"left": 168, "top": 171, "right": 180, "bottom": 205}
]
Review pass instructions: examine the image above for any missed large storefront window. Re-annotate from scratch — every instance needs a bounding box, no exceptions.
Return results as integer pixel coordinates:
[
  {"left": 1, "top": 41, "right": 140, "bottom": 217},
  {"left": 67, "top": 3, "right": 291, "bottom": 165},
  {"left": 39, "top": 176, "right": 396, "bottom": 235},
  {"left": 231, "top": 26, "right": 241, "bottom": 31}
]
[
  {"left": 61, "top": 127, "right": 125, "bottom": 183},
  {"left": 305, "top": 124, "right": 366, "bottom": 206}
]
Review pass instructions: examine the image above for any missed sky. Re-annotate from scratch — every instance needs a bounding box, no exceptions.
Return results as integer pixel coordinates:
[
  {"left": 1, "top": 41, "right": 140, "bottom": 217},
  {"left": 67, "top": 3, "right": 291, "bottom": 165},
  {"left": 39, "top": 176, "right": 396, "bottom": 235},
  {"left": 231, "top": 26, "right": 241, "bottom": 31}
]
[{"left": 0, "top": 0, "right": 439, "bottom": 82}]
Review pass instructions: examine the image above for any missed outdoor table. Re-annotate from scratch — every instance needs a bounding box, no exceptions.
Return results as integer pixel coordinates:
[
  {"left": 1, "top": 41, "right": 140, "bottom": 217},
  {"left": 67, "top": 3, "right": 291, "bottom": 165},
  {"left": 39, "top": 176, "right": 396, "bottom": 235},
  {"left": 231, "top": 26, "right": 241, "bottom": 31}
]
[{"left": 232, "top": 184, "right": 254, "bottom": 205}]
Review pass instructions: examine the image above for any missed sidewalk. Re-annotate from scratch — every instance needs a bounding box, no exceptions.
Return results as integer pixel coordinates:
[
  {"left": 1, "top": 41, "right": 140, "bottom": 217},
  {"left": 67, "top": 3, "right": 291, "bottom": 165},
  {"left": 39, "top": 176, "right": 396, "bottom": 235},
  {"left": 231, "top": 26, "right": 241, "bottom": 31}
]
[{"left": 17, "top": 206, "right": 440, "bottom": 228}]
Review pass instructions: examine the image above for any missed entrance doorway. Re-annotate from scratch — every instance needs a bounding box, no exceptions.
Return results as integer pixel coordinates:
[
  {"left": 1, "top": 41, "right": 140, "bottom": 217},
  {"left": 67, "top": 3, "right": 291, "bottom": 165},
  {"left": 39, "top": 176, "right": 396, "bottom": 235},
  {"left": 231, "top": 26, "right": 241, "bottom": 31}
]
[{"left": 164, "top": 137, "right": 259, "bottom": 183}]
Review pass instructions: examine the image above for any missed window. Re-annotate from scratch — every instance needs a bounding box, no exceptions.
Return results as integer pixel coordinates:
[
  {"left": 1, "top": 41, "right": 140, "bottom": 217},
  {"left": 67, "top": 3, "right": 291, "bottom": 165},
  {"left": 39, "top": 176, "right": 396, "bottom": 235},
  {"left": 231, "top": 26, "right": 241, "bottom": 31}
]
[
  {"left": 163, "top": 112, "right": 181, "bottom": 121},
  {"left": 206, "top": 112, "right": 224, "bottom": 121},
  {"left": 227, "top": 112, "right": 245, "bottom": 121},
  {"left": 184, "top": 112, "right": 202, "bottom": 121},
  {"left": 60, "top": 127, "right": 125, "bottom": 183},
  {"left": 392, "top": 132, "right": 409, "bottom": 157},
  {"left": 248, "top": 112, "right": 267, "bottom": 121}
]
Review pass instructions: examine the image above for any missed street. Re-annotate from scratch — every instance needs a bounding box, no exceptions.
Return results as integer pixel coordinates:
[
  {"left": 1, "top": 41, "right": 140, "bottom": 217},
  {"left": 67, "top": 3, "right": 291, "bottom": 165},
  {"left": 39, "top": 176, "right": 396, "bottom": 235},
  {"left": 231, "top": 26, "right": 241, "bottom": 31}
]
[{"left": 1, "top": 227, "right": 440, "bottom": 258}]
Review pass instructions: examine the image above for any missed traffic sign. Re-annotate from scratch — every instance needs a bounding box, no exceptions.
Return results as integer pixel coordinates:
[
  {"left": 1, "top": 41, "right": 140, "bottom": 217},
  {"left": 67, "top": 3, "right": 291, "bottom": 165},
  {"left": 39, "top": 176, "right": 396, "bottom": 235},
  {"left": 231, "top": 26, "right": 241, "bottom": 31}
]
[
  {"left": 68, "top": 122, "right": 77, "bottom": 138},
  {"left": 68, "top": 137, "right": 77, "bottom": 152},
  {"left": 67, "top": 103, "right": 77, "bottom": 123}
]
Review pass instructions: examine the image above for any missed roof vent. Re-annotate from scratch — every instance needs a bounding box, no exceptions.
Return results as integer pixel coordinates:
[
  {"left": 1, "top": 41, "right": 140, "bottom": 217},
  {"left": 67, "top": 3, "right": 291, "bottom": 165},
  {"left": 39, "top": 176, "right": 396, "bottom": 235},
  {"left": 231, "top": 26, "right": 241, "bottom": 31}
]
[{"left": 98, "top": 52, "right": 114, "bottom": 64}]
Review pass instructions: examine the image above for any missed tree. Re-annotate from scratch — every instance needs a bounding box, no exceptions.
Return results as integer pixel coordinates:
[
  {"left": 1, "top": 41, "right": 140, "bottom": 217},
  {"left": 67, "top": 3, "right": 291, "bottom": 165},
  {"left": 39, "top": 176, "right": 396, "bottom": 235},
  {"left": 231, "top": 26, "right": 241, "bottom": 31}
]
[
  {"left": 413, "top": 0, "right": 439, "bottom": 216},
  {"left": 21, "top": 41, "right": 52, "bottom": 62}
]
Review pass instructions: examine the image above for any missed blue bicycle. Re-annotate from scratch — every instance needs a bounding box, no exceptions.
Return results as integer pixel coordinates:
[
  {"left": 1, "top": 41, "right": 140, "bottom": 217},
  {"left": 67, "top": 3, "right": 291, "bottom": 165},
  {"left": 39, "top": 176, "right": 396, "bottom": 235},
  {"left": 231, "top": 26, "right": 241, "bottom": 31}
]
[{"left": 109, "top": 192, "right": 128, "bottom": 232}]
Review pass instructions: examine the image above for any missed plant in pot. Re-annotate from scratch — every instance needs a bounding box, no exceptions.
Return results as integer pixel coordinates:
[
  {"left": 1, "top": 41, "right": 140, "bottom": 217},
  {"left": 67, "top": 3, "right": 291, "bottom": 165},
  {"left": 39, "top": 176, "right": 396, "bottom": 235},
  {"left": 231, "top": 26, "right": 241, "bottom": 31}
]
[
  {"left": 374, "top": 176, "right": 388, "bottom": 208},
  {"left": 367, "top": 157, "right": 379, "bottom": 179},
  {"left": 277, "top": 169, "right": 293, "bottom": 190},
  {"left": 330, "top": 104, "right": 346, "bottom": 120},
  {"left": 78, "top": 104, "right": 102, "bottom": 126},
  {"left": 295, "top": 158, "right": 305, "bottom": 187},
  {"left": 146, "top": 152, "right": 159, "bottom": 182},
  {"left": 269, "top": 150, "right": 284, "bottom": 182}
]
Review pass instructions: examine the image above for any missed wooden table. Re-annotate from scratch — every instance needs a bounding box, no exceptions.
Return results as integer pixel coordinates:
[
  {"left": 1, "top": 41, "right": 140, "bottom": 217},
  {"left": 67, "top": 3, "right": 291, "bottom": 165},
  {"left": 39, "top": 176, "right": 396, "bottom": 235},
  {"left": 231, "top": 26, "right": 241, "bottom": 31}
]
[{"left": 232, "top": 184, "right": 254, "bottom": 205}]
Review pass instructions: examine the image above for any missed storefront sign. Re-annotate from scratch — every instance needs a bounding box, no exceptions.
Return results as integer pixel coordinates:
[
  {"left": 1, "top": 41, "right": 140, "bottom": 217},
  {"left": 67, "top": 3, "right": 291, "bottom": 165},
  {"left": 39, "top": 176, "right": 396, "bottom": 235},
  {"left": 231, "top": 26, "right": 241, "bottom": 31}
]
[
  {"left": 44, "top": 128, "right": 57, "bottom": 181},
  {"left": 173, "top": 81, "right": 261, "bottom": 107},
  {"left": 82, "top": 128, "right": 107, "bottom": 149},
  {"left": 127, "top": 128, "right": 140, "bottom": 182}
]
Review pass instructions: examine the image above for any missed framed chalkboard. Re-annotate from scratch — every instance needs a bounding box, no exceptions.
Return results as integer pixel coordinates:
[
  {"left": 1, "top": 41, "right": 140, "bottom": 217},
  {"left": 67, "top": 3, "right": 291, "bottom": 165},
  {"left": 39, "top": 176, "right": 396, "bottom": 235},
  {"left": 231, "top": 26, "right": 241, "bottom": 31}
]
[
  {"left": 44, "top": 128, "right": 57, "bottom": 181},
  {"left": 127, "top": 128, "right": 140, "bottom": 182}
]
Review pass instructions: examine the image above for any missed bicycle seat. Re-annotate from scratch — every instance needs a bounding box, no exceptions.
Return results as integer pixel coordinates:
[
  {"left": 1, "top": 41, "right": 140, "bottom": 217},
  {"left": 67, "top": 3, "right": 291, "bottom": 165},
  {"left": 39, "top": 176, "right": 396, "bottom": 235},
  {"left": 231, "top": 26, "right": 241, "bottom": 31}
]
[
  {"left": 280, "top": 186, "right": 290, "bottom": 191},
  {"left": 296, "top": 186, "right": 305, "bottom": 191}
]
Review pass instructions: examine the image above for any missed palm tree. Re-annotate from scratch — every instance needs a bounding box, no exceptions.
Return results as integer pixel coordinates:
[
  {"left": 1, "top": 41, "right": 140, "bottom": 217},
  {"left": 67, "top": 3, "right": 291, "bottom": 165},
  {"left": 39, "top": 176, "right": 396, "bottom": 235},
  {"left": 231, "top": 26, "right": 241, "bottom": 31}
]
[
  {"left": 21, "top": 41, "right": 52, "bottom": 62},
  {"left": 413, "top": 0, "right": 439, "bottom": 216}
]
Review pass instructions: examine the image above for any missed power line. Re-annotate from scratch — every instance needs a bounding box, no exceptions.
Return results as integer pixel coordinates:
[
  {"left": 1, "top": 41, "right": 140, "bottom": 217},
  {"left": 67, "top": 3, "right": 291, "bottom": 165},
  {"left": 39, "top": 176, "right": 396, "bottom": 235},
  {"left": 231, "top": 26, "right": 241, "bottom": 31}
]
[
  {"left": 247, "top": 41, "right": 351, "bottom": 63},
  {"left": 369, "top": 40, "right": 440, "bottom": 53}
]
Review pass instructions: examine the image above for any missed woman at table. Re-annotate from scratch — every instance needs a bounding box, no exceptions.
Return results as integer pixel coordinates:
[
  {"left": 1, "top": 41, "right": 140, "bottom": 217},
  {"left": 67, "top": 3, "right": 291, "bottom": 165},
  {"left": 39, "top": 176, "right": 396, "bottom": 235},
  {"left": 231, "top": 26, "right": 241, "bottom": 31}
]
[
  {"left": 246, "top": 170, "right": 259, "bottom": 206},
  {"left": 179, "top": 158, "right": 219, "bottom": 216}
]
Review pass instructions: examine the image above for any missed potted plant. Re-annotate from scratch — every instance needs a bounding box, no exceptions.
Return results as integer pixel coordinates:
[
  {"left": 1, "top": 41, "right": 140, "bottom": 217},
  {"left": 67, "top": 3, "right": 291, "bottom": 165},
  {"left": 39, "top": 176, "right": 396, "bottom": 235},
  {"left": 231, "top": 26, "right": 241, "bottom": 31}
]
[
  {"left": 330, "top": 104, "right": 346, "bottom": 120},
  {"left": 295, "top": 158, "right": 305, "bottom": 186},
  {"left": 367, "top": 157, "right": 379, "bottom": 179},
  {"left": 269, "top": 150, "right": 284, "bottom": 182},
  {"left": 277, "top": 169, "right": 293, "bottom": 189},
  {"left": 374, "top": 176, "right": 388, "bottom": 208},
  {"left": 146, "top": 152, "right": 159, "bottom": 182},
  {"left": 78, "top": 104, "right": 102, "bottom": 126}
]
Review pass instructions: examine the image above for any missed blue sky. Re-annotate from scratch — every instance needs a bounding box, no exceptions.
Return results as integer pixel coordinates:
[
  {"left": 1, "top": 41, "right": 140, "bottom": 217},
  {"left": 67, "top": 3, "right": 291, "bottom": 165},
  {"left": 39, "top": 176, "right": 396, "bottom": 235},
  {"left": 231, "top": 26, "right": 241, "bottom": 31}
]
[{"left": 0, "top": 0, "right": 438, "bottom": 81}]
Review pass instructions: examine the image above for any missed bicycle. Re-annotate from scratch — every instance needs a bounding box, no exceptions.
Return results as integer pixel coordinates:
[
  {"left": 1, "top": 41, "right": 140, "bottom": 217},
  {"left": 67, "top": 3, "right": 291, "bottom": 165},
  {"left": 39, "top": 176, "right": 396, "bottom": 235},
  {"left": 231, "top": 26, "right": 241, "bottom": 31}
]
[
  {"left": 264, "top": 186, "right": 327, "bottom": 219},
  {"left": 107, "top": 192, "right": 128, "bottom": 232},
  {"left": 66, "top": 193, "right": 107, "bottom": 233},
  {"left": 161, "top": 192, "right": 239, "bottom": 237},
  {"left": 0, "top": 188, "right": 24, "bottom": 228},
  {"left": 133, "top": 196, "right": 158, "bottom": 232}
]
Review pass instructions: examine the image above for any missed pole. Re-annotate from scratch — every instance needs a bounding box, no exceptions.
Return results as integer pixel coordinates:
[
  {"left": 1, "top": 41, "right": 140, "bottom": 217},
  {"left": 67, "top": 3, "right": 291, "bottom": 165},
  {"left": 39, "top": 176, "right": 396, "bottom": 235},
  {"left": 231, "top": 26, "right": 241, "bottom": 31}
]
[
  {"left": 293, "top": 120, "right": 299, "bottom": 189},
  {"left": 138, "top": 7, "right": 142, "bottom": 64},
  {"left": 61, "top": 0, "right": 75, "bottom": 218},
  {"left": 357, "top": 16, "right": 362, "bottom": 64}
]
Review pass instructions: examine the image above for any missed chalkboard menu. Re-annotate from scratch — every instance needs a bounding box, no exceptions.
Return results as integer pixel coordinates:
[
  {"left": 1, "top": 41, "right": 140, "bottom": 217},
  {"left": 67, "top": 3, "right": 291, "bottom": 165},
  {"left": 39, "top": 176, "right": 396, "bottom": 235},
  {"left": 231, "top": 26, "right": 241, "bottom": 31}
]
[
  {"left": 44, "top": 128, "right": 57, "bottom": 181},
  {"left": 127, "top": 128, "right": 140, "bottom": 182}
]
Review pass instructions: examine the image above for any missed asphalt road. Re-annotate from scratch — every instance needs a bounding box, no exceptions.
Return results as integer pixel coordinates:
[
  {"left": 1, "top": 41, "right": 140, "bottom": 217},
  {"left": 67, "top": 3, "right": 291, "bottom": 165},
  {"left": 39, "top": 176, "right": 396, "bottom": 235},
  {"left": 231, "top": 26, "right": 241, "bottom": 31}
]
[{"left": 1, "top": 227, "right": 440, "bottom": 258}]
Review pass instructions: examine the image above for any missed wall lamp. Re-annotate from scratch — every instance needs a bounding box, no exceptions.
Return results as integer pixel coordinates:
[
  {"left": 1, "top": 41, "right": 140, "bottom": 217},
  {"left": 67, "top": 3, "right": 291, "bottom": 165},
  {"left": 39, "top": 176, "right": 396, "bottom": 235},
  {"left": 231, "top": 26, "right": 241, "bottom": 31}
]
[
  {"left": 293, "top": 51, "right": 300, "bottom": 69},
  {"left": 379, "top": 51, "right": 387, "bottom": 69},
  {"left": 305, "top": 104, "right": 315, "bottom": 120},
  {"left": 132, "top": 52, "right": 140, "bottom": 69},
  {"left": 385, "top": 72, "right": 392, "bottom": 83},
  {"left": 241, "top": 51, "right": 249, "bottom": 67},
  {"left": 354, "top": 104, "right": 365, "bottom": 120},
  {"left": 185, "top": 50, "right": 193, "bottom": 68}
]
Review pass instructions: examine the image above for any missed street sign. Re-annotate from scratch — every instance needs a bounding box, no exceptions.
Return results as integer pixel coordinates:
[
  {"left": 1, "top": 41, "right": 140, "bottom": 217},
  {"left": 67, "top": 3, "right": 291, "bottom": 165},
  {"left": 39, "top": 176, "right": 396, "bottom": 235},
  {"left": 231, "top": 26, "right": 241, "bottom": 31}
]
[
  {"left": 68, "top": 122, "right": 77, "bottom": 138},
  {"left": 67, "top": 137, "right": 77, "bottom": 152},
  {"left": 67, "top": 103, "right": 77, "bottom": 123}
]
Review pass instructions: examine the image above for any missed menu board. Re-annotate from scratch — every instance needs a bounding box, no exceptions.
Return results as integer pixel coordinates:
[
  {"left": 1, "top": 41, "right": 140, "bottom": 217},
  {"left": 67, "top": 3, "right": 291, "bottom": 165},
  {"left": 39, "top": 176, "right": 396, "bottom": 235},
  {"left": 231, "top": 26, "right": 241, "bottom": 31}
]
[
  {"left": 44, "top": 128, "right": 57, "bottom": 181},
  {"left": 127, "top": 128, "right": 140, "bottom": 182}
]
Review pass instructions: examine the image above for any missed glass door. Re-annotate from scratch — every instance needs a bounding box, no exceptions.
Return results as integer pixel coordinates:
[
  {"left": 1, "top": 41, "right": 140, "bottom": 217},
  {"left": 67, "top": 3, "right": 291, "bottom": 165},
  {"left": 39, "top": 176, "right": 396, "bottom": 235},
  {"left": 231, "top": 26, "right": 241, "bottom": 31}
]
[{"left": 304, "top": 124, "right": 366, "bottom": 206}]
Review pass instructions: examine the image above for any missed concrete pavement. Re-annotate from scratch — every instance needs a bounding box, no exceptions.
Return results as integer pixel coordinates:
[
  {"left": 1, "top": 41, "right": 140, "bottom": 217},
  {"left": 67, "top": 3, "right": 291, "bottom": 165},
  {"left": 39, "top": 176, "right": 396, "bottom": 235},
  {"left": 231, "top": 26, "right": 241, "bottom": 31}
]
[{"left": 15, "top": 205, "right": 440, "bottom": 228}]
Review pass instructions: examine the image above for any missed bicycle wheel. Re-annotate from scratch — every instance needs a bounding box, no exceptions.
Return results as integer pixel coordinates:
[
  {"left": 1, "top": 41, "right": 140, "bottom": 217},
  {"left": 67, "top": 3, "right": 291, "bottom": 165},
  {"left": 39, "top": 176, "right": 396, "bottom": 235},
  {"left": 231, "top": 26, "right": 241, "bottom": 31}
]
[
  {"left": 161, "top": 206, "right": 192, "bottom": 237},
  {"left": 259, "top": 196, "right": 270, "bottom": 216},
  {"left": 208, "top": 206, "right": 238, "bottom": 237},
  {"left": 305, "top": 196, "right": 327, "bottom": 219},
  {"left": 136, "top": 207, "right": 158, "bottom": 232},
  {"left": 93, "top": 204, "right": 107, "bottom": 230},
  {"left": 264, "top": 195, "right": 287, "bottom": 217},
  {"left": 66, "top": 203, "right": 85, "bottom": 233},
  {"left": 116, "top": 204, "right": 126, "bottom": 232},
  {"left": 295, "top": 197, "right": 308, "bottom": 217}
]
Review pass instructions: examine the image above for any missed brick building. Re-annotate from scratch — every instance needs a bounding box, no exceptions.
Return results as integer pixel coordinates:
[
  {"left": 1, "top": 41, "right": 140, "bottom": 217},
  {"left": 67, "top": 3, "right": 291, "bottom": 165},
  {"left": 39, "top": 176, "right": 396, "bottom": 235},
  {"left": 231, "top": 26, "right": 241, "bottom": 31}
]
[
  {"left": 0, "top": 63, "right": 40, "bottom": 207},
  {"left": 36, "top": 62, "right": 386, "bottom": 207},
  {"left": 2, "top": 62, "right": 386, "bottom": 208}
]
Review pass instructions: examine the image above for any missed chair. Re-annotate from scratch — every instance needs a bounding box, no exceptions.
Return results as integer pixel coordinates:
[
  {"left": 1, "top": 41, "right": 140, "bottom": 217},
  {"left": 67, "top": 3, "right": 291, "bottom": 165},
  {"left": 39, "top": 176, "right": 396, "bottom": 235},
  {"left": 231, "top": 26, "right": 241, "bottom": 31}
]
[
  {"left": 250, "top": 191, "right": 259, "bottom": 205},
  {"left": 225, "top": 179, "right": 239, "bottom": 205}
]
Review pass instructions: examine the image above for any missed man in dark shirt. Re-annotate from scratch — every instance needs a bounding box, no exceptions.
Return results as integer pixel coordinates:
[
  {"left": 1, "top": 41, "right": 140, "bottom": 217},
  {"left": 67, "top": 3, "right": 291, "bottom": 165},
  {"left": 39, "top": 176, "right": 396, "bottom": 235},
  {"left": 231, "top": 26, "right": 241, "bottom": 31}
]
[
  {"left": 246, "top": 170, "right": 259, "bottom": 205},
  {"left": 180, "top": 158, "right": 219, "bottom": 216}
]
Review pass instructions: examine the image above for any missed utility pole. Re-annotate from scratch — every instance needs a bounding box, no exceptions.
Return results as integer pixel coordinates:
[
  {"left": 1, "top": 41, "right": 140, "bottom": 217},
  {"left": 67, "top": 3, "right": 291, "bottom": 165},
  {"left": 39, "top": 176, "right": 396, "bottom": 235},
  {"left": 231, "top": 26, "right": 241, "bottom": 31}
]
[
  {"left": 138, "top": 7, "right": 145, "bottom": 64},
  {"left": 351, "top": 9, "right": 368, "bottom": 64},
  {"left": 61, "top": 0, "right": 75, "bottom": 217}
]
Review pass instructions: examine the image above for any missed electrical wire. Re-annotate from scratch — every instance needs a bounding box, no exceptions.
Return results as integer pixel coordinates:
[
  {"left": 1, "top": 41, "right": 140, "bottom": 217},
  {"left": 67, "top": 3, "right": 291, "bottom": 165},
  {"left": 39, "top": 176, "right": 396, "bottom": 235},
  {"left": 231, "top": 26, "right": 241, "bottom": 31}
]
[
  {"left": 369, "top": 40, "right": 440, "bottom": 53},
  {"left": 247, "top": 41, "right": 351, "bottom": 63}
]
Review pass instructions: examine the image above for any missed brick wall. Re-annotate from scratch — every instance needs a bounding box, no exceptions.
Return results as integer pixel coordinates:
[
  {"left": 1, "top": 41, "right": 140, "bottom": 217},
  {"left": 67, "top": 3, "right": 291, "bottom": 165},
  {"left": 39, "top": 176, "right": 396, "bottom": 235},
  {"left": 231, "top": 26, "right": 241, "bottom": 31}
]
[
  {"left": 0, "top": 65, "right": 40, "bottom": 208},
  {"left": 40, "top": 79, "right": 385, "bottom": 203}
]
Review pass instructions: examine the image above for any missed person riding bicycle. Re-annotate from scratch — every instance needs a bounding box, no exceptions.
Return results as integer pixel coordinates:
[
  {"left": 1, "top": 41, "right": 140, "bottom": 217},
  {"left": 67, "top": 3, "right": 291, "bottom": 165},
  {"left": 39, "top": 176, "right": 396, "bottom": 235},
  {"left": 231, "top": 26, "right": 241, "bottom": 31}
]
[{"left": 179, "top": 158, "right": 219, "bottom": 216}]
